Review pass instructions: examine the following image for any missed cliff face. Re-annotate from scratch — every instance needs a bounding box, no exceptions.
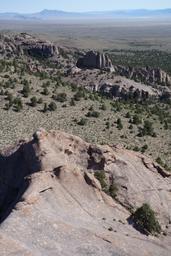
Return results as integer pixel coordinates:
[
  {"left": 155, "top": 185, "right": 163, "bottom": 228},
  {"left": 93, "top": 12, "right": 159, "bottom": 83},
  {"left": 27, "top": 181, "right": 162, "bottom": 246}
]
[
  {"left": 77, "top": 51, "right": 115, "bottom": 72},
  {"left": 115, "top": 65, "right": 171, "bottom": 87},
  {"left": 0, "top": 33, "right": 58, "bottom": 58},
  {"left": 88, "top": 81, "right": 156, "bottom": 101},
  {"left": 76, "top": 51, "right": 171, "bottom": 87},
  {"left": 0, "top": 129, "right": 171, "bottom": 256}
]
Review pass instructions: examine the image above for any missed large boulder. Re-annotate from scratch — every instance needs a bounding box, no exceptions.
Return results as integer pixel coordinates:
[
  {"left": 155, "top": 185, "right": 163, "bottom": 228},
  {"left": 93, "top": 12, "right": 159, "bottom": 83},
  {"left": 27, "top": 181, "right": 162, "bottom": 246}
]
[
  {"left": 0, "top": 129, "right": 171, "bottom": 256},
  {"left": 77, "top": 50, "right": 115, "bottom": 72}
]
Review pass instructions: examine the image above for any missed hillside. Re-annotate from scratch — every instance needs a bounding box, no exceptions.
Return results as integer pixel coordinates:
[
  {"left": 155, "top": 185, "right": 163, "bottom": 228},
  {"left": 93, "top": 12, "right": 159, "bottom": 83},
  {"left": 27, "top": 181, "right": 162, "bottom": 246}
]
[{"left": 0, "top": 33, "right": 170, "bottom": 170}]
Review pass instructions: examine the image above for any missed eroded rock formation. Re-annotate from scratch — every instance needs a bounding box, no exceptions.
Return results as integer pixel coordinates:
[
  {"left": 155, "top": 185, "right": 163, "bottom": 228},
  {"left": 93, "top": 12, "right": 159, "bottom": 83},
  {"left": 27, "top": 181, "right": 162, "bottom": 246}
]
[
  {"left": 115, "top": 65, "right": 171, "bottom": 87},
  {"left": 0, "top": 33, "right": 58, "bottom": 58},
  {"left": 0, "top": 129, "right": 171, "bottom": 256},
  {"left": 77, "top": 50, "right": 115, "bottom": 72}
]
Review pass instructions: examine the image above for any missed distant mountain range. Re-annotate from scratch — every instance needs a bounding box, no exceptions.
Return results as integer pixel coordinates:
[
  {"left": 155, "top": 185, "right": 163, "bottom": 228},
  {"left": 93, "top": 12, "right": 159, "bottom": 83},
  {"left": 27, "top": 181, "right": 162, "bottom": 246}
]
[{"left": 0, "top": 9, "right": 171, "bottom": 20}]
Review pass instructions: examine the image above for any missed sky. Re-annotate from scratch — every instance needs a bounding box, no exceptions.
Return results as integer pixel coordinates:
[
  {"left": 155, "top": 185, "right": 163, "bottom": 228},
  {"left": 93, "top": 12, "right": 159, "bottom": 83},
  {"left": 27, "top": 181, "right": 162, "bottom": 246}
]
[{"left": 0, "top": 0, "right": 171, "bottom": 13}]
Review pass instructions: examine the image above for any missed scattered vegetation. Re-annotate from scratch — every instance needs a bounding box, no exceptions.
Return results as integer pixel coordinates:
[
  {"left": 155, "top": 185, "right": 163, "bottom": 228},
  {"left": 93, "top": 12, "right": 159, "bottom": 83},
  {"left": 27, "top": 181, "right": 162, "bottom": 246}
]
[
  {"left": 49, "top": 101, "right": 57, "bottom": 111},
  {"left": 94, "top": 171, "right": 118, "bottom": 199},
  {"left": 30, "top": 97, "right": 37, "bottom": 107},
  {"left": 53, "top": 92, "right": 67, "bottom": 103},
  {"left": 117, "top": 118, "right": 123, "bottom": 130},
  {"left": 131, "top": 203, "right": 161, "bottom": 235},
  {"left": 77, "top": 118, "right": 87, "bottom": 126},
  {"left": 109, "top": 49, "right": 171, "bottom": 75},
  {"left": 0, "top": 53, "right": 170, "bottom": 170},
  {"left": 108, "top": 184, "right": 118, "bottom": 199},
  {"left": 94, "top": 171, "right": 107, "bottom": 190},
  {"left": 138, "top": 121, "right": 156, "bottom": 137},
  {"left": 86, "top": 110, "right": 100, "bottom": 118}
]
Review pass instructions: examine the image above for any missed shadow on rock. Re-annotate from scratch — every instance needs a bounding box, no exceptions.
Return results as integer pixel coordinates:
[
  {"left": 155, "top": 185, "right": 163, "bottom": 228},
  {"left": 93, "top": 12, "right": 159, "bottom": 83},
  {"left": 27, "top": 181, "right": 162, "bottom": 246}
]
[{"left": 0, "top": 138, "right": 41, "bottom": 224}]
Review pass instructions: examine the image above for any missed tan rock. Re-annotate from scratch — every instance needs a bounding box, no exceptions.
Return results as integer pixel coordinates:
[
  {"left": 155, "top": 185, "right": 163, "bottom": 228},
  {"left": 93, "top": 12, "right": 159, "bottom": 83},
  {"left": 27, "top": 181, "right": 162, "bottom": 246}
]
[{"left": 0, "top": 129, "right": 171, "bottom": 256}]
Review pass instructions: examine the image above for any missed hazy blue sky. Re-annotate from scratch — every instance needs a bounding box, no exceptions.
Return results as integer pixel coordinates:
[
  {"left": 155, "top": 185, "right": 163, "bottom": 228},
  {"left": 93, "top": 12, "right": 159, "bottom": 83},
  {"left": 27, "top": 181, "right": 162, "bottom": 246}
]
[{"left": 0, "top": 0, "right": 171, "bottom": 13}]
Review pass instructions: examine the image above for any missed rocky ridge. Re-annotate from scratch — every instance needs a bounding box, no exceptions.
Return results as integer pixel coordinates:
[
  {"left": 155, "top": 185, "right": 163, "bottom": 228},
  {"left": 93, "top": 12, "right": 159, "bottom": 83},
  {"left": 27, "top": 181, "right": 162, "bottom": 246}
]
[
  {"left": 0, "top": 33, "right": 58, "bottom": 58},
  {"left": 66, "top": 68, "right": 160, "bottom": 100},
  {"left": 0, "top": 129, "right": 171, "bottom": 256},
  {"left": 115, "top": 65, "right": 171, "bottom": 87},
  {"left": 0, "top": 33, "right": 170, "bottom": 101},
  {"left": 76, "top": 50, "right": 171, "bottom": 87}
]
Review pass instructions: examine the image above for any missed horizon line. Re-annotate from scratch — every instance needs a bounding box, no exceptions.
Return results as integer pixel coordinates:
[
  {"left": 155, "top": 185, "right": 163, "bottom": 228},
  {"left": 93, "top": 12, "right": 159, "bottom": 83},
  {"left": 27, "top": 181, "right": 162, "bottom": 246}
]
[{"left": 0, "top": 8, "right": 171, "bottom": 14}]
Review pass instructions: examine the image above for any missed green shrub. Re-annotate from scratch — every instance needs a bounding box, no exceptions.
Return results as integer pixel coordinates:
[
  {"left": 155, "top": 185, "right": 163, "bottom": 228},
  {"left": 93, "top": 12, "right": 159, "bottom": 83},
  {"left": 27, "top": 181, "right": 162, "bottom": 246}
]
[
  {"left": 117, "top": 118, "right": 123, "bottom": 130},
  {"left": 131, "top": 203, "right": 161, "bottom": 235},
  {"left": 105, "top": 121, "right": 110, "bottom": 129},
  {"left": 77, "top": 118, "right": 87, "bottom": 126},
  {"left": 138, "top": 120, "right": 155, "bottom": 137},
  {"left": 70, "top": 98, "right": 76, "bottom": 106},
  {"left": 73, "top": 91, "right": 85, "bottom": 101},
  {"left": 30, "top": 97, "right": 37, "bottom": 107},
  {"left": 129, "top": 124, "right": 133, "bottom": 130},
  {"left": 53, "top": 93, "right": 67, "bottom": 102},
  {"left": 101, "top": 103, "right": 107, "bottom": 111},
  {"left": 86, "top": 111, "right": 100, "bottom": 118},
  {"left": 164, "top": 120, "right": 168, "bottom": 130},
  {"left": 132, "top": 114, "right": 142, "bottom": 125},
  {"left": 141, "top": 144, "right": 148, "bottom": 153},
  {"left": 0, "top": 89, "right": 4, "bottom": 95},
  {"left": 4, "top": 102, "right": 11, "bottom": 110},
  {"left": 49, "top": 102, "right": 57, "bottom": 111},
  {"left": 37, "top": 98, "right": 43, "bottom": 104},
  {"left": 6, "top": 93, "right": 13, "bottom": 102},
  {"left": 13, "top": 97, "right": 23, "bottom": 112},
  {"left": 133, "top": 146, "right": 140, "bottom": 152},
  {"left": 156, "top": 157, "right": 163, "bottom": 166},
  {"left": 94, "top": 171, "right": 107, "bottom": 190},
  {"left": 125, "top": 112, "right": 131, "bottom": 118},
  {"left": 22, "top": 84, "right": 30, "bottom": 98},
  {"left": 71, "top": 84, "right": 77, "bottom": 92},
  {"left": 42, "top": 87, "right": 49, "bottom": 96},
  {"left": 108, "top": 184, "right": 118, "bottom": 199},
  {"left": 43, "top": 103, "right": 48, "bottom": 113}
]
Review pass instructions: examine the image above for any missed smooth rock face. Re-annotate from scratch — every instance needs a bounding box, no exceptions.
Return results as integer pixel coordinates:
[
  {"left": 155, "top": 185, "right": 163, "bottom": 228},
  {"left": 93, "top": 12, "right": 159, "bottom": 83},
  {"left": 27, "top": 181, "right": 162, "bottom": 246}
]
[
  {"left": 77, "top": 51, "right": 115, "bottom": 72},
  {"left": 0, "top": 129, "right": 171, "bottom": 256}
]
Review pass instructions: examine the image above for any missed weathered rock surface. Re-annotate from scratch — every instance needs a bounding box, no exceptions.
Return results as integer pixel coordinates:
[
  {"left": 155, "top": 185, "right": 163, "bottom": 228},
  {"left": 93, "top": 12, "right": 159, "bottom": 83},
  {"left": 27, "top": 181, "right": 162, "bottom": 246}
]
[
  {"left": 89, "top": 80, "right": 156, "bottom": 101},
  {"left": 77, "top": 51, "right": 115, "bottom": 72},
  {"left": 115, "top": 65, "right": 171, "bottom": 87},
  {"left": 0, "top": 129, "right": 171, "bottom": 256},
  {"left": 0, "top": 33, "right": 58, "bottom": 58},
  {"left": 76, "top": 51, "right": 171, "bottom": 87},
  {"left": 67, "top": 68, "right": 160, "bottom": 100}
]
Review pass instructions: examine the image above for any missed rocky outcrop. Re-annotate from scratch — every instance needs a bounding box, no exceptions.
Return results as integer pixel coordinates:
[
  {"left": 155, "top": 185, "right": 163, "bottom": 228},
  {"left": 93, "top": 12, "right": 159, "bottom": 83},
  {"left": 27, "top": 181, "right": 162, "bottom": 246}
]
[
  {"left": 21, "top": 40, "right": 57, "bottom": 58},
  {"left": 0, "top": 129, "right": 171, "bottom": 256},
  {"left": 0, "top": 33, "right": 58, "bottom": 58},
  {"left": 89, "top": 82, "right": 155, "bottom": 101},
  {"left": 68, "top": 68, "right": 160, "bottom": 101},
  {"left": 77, "top": 51, "right": 115, "bottom": 72},
  {"left": 115, "top": 65, "right": 171, "bottom": 87}
]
